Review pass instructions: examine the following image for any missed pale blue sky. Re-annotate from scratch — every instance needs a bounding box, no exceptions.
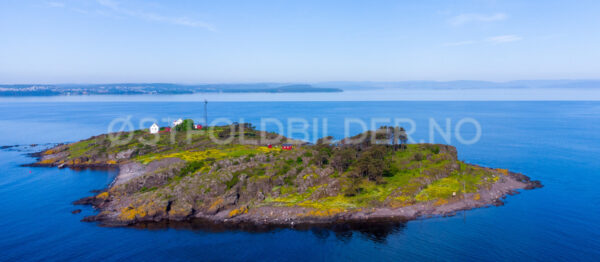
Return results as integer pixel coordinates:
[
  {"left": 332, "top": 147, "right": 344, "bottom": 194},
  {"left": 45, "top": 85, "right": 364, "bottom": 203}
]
[{"left": 1, "top": 0, "right": 599, "bottom": 83}]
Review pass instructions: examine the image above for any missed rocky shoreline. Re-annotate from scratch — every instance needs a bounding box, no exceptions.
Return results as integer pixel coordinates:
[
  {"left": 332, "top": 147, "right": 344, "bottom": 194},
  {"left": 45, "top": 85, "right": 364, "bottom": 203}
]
[{"left": 74, "top": 165, "right": 541, "bottom": 228}]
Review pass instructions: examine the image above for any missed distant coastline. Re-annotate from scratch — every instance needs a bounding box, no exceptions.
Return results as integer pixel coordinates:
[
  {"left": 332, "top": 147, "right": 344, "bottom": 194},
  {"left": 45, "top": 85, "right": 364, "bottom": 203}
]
[
  {"left": 3, "top": 80, "right": 600, "bottom": 97},
  {"left": 0, "top": 83, "right": 342, "bottom": 96}
]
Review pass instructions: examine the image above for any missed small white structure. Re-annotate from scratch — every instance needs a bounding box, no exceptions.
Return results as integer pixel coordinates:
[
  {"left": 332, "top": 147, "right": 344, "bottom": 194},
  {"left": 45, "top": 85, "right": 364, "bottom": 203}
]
[
  {"left": 149, "top": 123, "right": 159, "bottom": 134},
  {"left": 172, "top": 118, "right": 183, "bottom": 127}
]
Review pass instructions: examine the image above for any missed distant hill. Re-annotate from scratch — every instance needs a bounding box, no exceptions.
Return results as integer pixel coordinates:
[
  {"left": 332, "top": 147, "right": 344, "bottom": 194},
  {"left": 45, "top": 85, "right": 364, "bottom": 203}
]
[
  {"left": 313, "top": 80, "right": 600, "bottom": 90},
  {"left": 0, "top": 83, "right": 342, "bottom": 96},
  {"left": 218, "top": 84, "right": 342, "bottom": 93}
]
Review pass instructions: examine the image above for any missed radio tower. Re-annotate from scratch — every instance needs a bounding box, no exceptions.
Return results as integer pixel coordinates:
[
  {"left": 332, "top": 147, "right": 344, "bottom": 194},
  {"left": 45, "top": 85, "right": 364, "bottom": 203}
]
[{"left": 204, "top": 99, "right": 208, "bottom": 128}]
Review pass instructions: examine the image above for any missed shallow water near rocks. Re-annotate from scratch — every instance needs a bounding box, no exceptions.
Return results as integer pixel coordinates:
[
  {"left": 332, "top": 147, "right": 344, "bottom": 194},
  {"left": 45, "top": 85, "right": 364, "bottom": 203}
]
[{"left": 1, "top": 101, "right": 599, "bottom": 261}]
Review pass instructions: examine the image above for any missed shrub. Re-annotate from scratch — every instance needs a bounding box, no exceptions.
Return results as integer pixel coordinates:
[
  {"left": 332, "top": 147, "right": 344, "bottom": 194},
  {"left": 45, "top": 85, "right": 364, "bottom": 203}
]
[
  {"left": 278, "top": 163, "right": 291, "bottom": 176},
  {"left": 284, "top": 175, "right": 294, "bottom": 186},
  {"left": 175, "top": 119, "right": 195, "bottom": 132},
  {"left": 413, "top": 152, "right": 425, "bottom": 161},
  {"left": 179, "top": 161, "right": 204, "bottom": 177}
]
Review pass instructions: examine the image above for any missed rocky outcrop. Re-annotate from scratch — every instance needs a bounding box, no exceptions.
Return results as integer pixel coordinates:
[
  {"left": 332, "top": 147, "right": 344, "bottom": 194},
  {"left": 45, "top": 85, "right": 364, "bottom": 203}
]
[
  {"left": 112, "top": 158, "right": 184, "bottom": 187},
  {"left": 74, "top": 157, "right": 541, "bottom": 228}
]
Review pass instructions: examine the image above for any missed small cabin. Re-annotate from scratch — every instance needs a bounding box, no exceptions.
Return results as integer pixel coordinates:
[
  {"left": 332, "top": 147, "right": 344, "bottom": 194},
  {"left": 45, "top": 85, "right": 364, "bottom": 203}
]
[
  {"left": 194, "top": 124, "right": 203, "bottom": 130},
  {"left": 267, "top": 144, "right": 273, "bottom": 148},
  {"left": 149, "top": 123, "right": 159, "bottom": 134},
  {"left": 159, "top": 127, "right": 171, "bottom": 133},
  {"left": 282, "top": 144, "right": 293, "bottom": 150}
]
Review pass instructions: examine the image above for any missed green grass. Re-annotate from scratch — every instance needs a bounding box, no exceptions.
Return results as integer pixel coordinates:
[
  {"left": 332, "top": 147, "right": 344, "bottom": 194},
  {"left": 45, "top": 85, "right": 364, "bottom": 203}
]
[
  {"left": 139, "top": 186, "right": 158, "bottom": 193},
  {"left": 179, "top": 161, "right": 206, "bottom": 177},
  {"left": 136, "top": 144, "right": 280, "bottom": 165},
  {"left": 415, "top": 171, "right": 485, "bottom": 201},
  {"left": 225, "top": 166, "right": 268, "bottom": 190},
  {"left": 67, "top": 140, "right": 95, "bottom": 159},
  {"left": 261, "top": 143, "right": 493, "bottom": 210}
]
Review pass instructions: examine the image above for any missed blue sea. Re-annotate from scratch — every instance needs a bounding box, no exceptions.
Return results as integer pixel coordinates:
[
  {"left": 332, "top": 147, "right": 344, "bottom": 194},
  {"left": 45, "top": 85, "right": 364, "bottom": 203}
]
[{"left": 1, "top": 101, "right": 599, "bottom": 261}]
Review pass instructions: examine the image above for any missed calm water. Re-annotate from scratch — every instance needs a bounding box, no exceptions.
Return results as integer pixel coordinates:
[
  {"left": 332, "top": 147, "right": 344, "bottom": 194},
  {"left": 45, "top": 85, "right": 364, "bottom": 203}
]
[{"left": 1, "top": 101, "right": 599, "bottom": 261}]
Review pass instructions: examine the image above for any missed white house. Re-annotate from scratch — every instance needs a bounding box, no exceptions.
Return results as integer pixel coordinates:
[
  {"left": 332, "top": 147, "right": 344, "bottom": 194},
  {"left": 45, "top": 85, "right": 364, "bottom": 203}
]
[
  {"left": 172, "top": 118, "right": 183, "bottom": 127},
  {"left": 149, "top": 123, "right": 159, "bottom": 134}
]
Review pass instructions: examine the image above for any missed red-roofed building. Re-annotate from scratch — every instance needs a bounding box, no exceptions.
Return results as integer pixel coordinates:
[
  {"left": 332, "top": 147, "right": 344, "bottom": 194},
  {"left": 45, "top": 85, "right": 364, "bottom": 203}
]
[{"left": 282, "top": 144, "right": 293, "bottom": 150}]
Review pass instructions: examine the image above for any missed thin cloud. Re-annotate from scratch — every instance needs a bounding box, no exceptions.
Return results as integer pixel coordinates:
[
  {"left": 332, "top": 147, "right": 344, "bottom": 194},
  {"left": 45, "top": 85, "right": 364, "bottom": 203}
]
[
  {"left": 45, "top": 1, "right": 88, "bottom": 14},
  {"left": 46, "top": 1, "right": 65, "bottom": 8},
  {"left": 449, "top": 13, "right": 507, "bottom": 26},
  {"left": 444, "top": 35, "right": 522, "bottom": 47},
  {"left": 443, "top": 40, "right": 476, "bottom": 46},
  {"left": 486, "top": 35, "right": 522, "bottom": 43},
  {"left": 70, "top": 8, "right": 89, "bottom": 14},
  {"left": 96, "top": 0, "right": 215, "bottom": 31}
]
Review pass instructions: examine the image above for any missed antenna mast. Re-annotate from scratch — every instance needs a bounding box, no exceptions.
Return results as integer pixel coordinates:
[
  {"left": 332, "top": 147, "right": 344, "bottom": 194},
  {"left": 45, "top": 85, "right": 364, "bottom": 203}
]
[{"left": 204, "top": 99, "right": 208, "bottom": 128}]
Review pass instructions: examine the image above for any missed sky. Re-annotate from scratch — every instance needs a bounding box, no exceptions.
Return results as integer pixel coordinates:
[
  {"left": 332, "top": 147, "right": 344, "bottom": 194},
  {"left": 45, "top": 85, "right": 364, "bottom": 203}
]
[{"left": 1, "top": 0, "right": 600, "bottom": 84}]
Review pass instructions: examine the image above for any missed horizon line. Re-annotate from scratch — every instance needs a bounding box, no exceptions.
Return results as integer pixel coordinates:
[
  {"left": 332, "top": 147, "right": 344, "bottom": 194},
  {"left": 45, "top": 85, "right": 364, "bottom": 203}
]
[{"left": 2, "top": 79, "right": 600, "bottom": 86}]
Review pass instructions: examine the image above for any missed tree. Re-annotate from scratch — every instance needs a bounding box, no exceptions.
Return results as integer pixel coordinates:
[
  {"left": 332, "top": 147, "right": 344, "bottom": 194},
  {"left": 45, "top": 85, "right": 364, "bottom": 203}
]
[
  {"left": 354, "top": 145, "right": 391, "bottom": 181},
  {"left": 341, "top": 131, "right": 373, "bottom": 150},
  {"left": 316, "top": 136, "right": 334, "bottom": 145},
  {"left": 313, "top": 144, "right": 333, "bottom": 167},
  {"left": 386, "top": 126, "right": 408, "bottom": 151},
  {"left": 398, "top": 127, "right": 408, "bottom": 150},
  {"left": 331, "top": 147, "right": 357, "bottom": 173},
  {"left": 175, "top": 119, "right": 194, "bottom": 132},
  {"left": 375, "top": 126, "right": 392, "bottom": 145},
  {"left": 343, "top": 170, "right": 362, "bottom": 196}
]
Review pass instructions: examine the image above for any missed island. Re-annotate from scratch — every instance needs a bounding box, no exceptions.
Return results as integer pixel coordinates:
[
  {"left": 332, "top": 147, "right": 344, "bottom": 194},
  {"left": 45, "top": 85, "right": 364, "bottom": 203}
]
[{"left": 30, "top": 123, "right": 541, "bottom": 227}]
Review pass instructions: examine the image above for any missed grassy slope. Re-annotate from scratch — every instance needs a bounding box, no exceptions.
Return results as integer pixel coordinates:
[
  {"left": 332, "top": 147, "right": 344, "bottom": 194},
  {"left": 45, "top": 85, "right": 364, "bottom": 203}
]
[{"left": 262, "top": 144, "right": 499, "bottom": 210}]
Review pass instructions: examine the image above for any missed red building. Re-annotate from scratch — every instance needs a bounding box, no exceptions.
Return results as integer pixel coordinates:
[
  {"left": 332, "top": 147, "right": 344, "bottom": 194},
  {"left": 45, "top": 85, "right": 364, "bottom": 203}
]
[
  {"left": 282, "top": 144, "right": 293, "bottom": 150},
  {"left": 194, "top": 124, "right": 203, "bottom": 130},
  {"left": 159, "top": 127, "right": 171, "bottom": 133}
]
